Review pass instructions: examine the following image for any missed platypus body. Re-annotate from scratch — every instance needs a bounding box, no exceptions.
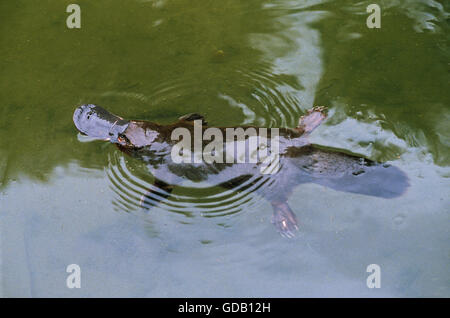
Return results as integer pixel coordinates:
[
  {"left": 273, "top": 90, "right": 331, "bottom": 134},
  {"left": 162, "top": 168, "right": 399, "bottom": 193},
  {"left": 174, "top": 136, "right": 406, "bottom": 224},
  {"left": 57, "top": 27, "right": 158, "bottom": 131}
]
[{"left": 73, "top": 104, "right": 409, "bottom": 237}]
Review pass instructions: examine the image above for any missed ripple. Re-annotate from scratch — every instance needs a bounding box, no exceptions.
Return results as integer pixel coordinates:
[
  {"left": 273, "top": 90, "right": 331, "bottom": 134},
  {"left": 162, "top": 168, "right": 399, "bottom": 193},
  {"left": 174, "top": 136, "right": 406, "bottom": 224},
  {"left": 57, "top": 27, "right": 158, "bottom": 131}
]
[
  {"left": 106, "top": 151, "right": 273, "bottom": 221},
  {"left": 146, "top": 78, "right": 194, "bottom": 107},
  {"left": 234, "top": 64, "right": 302, "bottom": 128}
]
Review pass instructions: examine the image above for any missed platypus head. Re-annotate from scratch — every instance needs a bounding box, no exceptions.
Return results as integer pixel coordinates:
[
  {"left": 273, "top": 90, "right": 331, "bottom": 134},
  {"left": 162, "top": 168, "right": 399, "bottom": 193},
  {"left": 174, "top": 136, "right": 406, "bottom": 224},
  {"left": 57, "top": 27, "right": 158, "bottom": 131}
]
[{"left": 73, "top": 104, "right": 129, "bottom": 143}]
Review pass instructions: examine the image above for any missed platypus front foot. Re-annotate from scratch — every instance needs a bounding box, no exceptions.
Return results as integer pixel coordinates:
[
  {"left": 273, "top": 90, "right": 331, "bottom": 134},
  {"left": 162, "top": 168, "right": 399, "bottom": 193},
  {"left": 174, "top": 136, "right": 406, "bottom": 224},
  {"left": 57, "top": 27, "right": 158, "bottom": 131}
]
[
  {"left": 297, "top": 105, "right": 327, "bottom": 135},
  {"left": 271, "top": 202, "right": 299, "bottom": 238}
]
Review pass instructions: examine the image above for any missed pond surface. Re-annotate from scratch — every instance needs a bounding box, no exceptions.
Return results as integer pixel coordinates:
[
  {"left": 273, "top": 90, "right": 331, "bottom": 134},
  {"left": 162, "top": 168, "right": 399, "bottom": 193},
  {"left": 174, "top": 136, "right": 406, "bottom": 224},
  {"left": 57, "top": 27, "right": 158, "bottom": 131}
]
[{"left": 1, "top": 0, "right": 449, "bottom": 297}]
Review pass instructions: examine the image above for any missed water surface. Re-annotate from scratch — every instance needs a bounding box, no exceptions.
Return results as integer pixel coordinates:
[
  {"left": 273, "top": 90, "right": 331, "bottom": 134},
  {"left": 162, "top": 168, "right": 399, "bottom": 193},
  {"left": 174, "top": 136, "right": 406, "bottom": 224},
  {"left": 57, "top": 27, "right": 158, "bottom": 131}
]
[{"left": 0, "top": 0, "right": 449, "bottom": 297}]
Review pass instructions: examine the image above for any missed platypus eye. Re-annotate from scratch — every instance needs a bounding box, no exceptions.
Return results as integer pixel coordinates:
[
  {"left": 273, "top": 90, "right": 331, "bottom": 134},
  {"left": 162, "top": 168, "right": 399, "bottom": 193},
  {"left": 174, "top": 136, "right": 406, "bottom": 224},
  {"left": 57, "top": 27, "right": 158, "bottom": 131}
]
[{"left": 117, "top": 134, "right": 130, "bottom": 145}]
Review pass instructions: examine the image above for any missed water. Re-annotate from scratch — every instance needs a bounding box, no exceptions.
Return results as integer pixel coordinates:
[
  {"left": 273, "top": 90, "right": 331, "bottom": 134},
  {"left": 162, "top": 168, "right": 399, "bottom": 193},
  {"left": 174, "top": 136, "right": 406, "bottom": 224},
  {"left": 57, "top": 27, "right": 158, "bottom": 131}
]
[{"left": 1, "top": 0, "right": 449, "bottom": 297}]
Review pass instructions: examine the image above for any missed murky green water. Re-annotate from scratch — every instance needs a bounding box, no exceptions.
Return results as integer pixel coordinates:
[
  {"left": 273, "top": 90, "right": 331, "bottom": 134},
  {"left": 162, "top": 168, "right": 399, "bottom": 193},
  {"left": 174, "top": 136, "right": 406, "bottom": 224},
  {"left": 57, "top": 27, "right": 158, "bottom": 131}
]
[{"left": 1, "top": 0, "right": 449, "bottom": 297}]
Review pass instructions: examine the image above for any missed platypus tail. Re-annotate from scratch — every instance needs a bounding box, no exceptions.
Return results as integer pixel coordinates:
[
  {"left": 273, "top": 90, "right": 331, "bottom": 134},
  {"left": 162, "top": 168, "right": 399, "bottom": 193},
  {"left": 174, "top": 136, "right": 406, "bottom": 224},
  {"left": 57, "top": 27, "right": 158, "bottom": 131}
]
[{"left": 271, "top": 201, "right": 299, "bottom": 238}]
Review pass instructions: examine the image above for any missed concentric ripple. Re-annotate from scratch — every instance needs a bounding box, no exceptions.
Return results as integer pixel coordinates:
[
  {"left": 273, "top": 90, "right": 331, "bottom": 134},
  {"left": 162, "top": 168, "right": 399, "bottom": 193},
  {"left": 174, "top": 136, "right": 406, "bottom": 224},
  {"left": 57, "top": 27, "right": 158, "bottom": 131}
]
[
  {"left": 234, "top": 64, "right": 303, "bottom": 128},
  {"left": 106, "top": 151, "right": 275, "bottom": 220}
]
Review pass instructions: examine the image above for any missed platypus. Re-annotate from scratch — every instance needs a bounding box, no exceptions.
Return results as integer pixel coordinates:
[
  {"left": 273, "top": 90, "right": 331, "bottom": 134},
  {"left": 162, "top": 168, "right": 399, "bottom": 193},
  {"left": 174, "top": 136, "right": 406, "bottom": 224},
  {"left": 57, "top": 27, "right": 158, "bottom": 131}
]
[{"left": 73, "top": 104, "right": 409, "bottom": 237}]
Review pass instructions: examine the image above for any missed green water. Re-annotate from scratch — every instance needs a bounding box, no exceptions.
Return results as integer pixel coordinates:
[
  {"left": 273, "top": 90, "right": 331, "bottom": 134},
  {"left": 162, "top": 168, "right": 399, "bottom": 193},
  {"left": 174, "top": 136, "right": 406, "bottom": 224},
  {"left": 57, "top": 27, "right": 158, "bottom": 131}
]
[{"left": 1, "top": 0, "right": 449, "bottom": 297}]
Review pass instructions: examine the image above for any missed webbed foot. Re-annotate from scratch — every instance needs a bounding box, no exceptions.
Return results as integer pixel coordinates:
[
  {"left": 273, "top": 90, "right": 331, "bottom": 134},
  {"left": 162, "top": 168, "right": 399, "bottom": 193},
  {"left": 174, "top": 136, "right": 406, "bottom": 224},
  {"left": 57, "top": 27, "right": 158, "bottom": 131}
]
[
  {"left": 297, "top": 106, "right": 327, "bottom": 135},
  {"left": 178, "top": 113, "right": 207, "bottom": 125}
]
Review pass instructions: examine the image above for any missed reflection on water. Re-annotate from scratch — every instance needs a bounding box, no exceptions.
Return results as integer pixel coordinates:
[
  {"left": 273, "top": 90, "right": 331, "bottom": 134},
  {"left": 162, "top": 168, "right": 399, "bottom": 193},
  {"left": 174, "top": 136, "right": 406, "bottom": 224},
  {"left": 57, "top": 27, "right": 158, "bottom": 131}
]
[
  {"left": 107, "top": 151, "right": 270, "bottom": 218},
  {"left": 0, "top": 0, "right": 449, "bottom": 297}
]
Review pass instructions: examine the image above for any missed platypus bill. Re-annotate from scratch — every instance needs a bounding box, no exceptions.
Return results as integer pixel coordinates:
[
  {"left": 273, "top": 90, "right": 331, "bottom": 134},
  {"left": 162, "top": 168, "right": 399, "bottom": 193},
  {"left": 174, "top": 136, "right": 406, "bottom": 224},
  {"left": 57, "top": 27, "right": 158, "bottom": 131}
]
[{"left": 73, "top": 104, "right": 409, "bottom": 237}]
